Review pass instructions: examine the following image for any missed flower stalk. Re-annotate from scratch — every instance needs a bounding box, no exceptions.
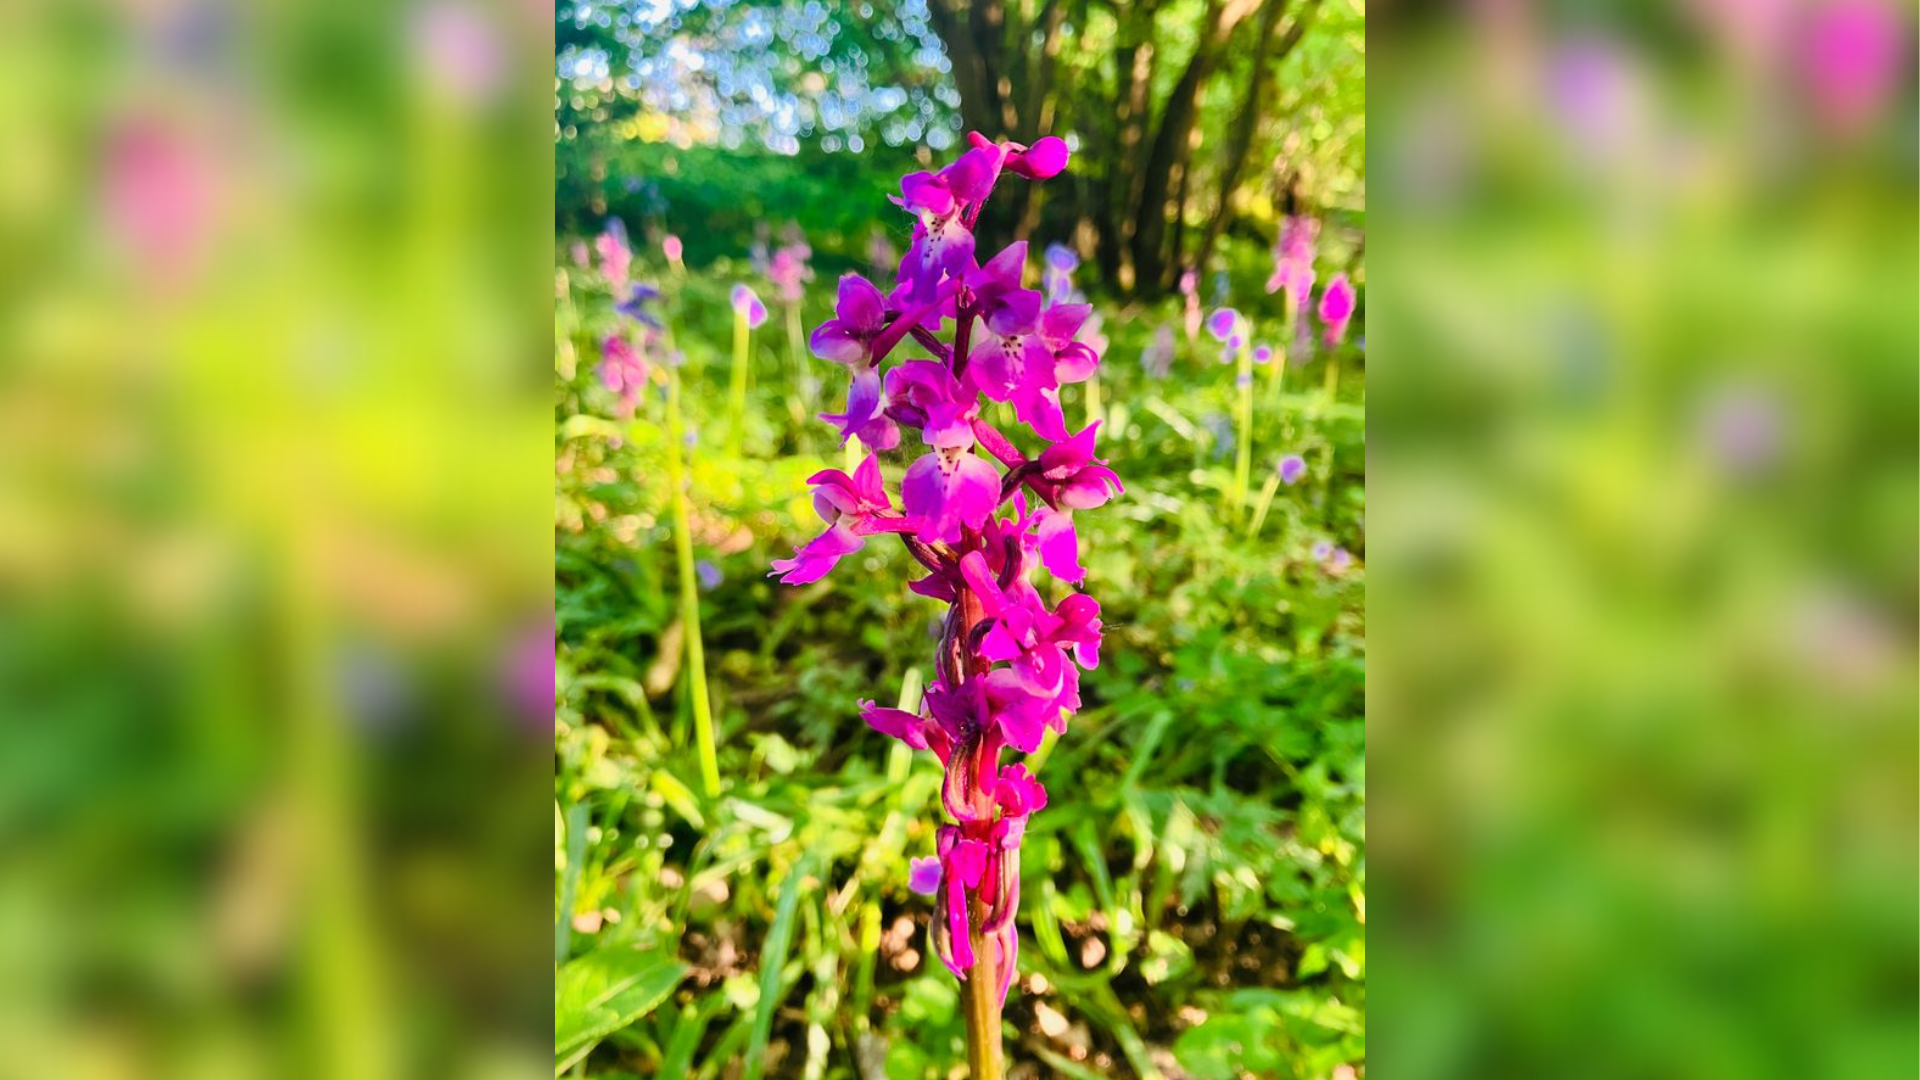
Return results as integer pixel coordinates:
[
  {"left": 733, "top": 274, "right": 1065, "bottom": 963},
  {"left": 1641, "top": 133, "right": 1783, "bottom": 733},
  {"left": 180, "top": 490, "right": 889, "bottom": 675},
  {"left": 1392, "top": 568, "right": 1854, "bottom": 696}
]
[{"left": 666, "top": 365, "right": 722, "bottom": 798}]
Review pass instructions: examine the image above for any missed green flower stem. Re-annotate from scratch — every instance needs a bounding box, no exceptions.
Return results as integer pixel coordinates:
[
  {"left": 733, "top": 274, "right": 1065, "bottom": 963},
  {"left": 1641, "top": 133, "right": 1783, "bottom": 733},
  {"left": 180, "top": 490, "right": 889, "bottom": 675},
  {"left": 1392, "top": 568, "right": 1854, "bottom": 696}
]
[
  {"left": 785, "top": 301, "right": 809, "bottom": 401},
  {"left": 1231, "top": 337, "right": 1255, "bottom": 516},
  {"left": 962, "top": 901, "right": 1004, "bottom": 1080},
  {"left": 1247, "top": 470, "right": 1284, "bottom": 541},
  {"left": 666, "top": 365, "right": 722, "bottom": 799},
  {"left": 729, "top": 308, "right": 751, "bottom": 456}
]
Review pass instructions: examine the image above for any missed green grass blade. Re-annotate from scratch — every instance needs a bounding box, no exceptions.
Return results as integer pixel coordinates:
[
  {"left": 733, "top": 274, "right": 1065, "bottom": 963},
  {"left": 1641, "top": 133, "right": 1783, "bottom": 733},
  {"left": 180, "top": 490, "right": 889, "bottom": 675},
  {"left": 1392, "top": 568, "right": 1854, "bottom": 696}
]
[{"left": 742, "top": 856, "right": 809, "bottom": 1080}]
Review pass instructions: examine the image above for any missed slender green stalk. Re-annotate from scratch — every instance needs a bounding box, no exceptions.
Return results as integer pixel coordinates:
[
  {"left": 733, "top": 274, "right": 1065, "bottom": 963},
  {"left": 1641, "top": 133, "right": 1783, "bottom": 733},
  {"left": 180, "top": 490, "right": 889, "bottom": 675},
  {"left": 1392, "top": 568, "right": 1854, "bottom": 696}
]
[
  {"left": 667, "top": 366, "right": 722, "bottom": 798},
  {"left": 1084, "top": 371, "right": 1103, "bottom": 431},
  {"left": 1231, "top": 338, "right": 1255, "bottom": 516},
  {"left": 1266, "top": 303, "right": 1292, "bottom": 398},
  {"left": 962, "top": 902, "right": 1004, "bottom": 1080},
  {"left": 1246, "top": 470, "right": 1283, "bottom": 541},
  {"left": 784, "top": 301, "right": 811, "bottom": 433},
  {"left": 729, "top": 308, "right": 751, "bottom": 455}
]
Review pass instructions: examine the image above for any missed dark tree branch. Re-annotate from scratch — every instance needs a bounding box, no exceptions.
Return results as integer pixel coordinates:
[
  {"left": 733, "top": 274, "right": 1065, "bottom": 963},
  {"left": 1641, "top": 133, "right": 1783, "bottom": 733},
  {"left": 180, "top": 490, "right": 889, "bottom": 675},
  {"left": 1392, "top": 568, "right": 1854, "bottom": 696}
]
[{"left": 1194, "top": 0, "right": 1322, "bottom": 272}]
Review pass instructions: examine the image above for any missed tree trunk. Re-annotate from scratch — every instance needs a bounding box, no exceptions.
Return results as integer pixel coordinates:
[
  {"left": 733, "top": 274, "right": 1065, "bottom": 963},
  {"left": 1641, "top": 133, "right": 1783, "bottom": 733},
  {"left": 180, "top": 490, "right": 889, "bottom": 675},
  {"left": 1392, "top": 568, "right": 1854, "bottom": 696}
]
[
  {"left": 1193, "top": 0, "right": 1320, "bottom": 272},
  {"left": 927, "top": 0, "right": 1006, "bottom": 136},
  {"left": 1129, "top": 0, "right": 1265, "bottom": 293},
  {"left": 1101, "top": 2, "right": 1160, "bottom": 290}
]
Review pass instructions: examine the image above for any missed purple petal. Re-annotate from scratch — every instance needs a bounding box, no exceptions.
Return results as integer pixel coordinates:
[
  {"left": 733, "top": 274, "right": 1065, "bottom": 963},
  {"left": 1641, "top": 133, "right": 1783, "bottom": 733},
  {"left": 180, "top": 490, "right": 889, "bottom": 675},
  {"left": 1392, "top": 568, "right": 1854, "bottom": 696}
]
[
  {"left": 908, "top": 856, "right": 942, "bottom": 896},
  {"left": 942, "top": 146, "right": 1003, "bottom": 203},
  {"left": 899, "top": 171, "right": 953, "bottom": 215},
  {"left": 1319, "top": 273, "right": 1355, "bottom": 322},
  {"left": 810, "top": 319, "right": 866, "bottom": 364},
  {"left": 1010, "top": 135, "right": 1069, "bottom": 179},
  {"left": 973, "top": 241, "right": 1028, "bottom": 295},
  {"left": 836, "top": 273, "right": 887, "bottom": 331},
  {"left": 1206, "top": 308, "right": 1239, "bottom": 340},
  {"left": 1279, "top": 454, "right": 1307, "bottom": 485},
  {"left": 1033, "top": 508, "right": 1083, "bottom": 583},
  {"left": 862, "top": 701, "right": 933, "bottom": 750},
  {"left": 769, "top": 522, "right": 863, "bottom": 585},
  {"left": 1011, "top": 381, "right": 1068, "bottom": 442},
  {"left": 986, "top": 289, "right": 1043, "bottom": 337}
]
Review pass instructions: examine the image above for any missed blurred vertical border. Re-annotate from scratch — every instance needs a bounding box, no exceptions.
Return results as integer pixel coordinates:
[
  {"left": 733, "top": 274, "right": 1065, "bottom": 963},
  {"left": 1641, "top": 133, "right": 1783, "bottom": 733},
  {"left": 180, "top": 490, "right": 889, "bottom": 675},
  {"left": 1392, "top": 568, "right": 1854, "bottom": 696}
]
[
  {"left": 0, "top": 0, "right": 554, "bottom": 1076},
  {"left": 1372, "top": 1, "right": 1917, "bottom": 1078}
]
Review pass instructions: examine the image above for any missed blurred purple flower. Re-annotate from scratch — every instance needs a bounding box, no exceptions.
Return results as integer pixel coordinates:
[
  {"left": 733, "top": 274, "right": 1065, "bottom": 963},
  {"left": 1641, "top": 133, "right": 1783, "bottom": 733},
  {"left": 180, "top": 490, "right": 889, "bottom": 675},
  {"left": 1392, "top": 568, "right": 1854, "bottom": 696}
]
[
  {"left": 1278, "top": 454, "right": 1307, "bottom": 485},
  {"left": 909, "top": 856, "right": 942, "bottom": 896},
  {"left": 696, "top": 560, "right": 723, "bottom": 590},
  {"left": 616, "top": 283, "right": 663, "bottom": 329},
  {"left": 510, "top": 620, "right": 555, "bottom": 732},
  {"left": 1800, "top": 0, "right": 1908, "bottom": 137},
  {"left": 1141, "top": 324, "right": 1177, "bottom": 379},
  {"left": 731, "top": 283, "right": 768, "bottom": 328},
  {"left": 598, "top": 334, "right": 650, "bottom": 417},
  {"left": 1319, "top": 274, "right": 1355, "bottom": 347}
]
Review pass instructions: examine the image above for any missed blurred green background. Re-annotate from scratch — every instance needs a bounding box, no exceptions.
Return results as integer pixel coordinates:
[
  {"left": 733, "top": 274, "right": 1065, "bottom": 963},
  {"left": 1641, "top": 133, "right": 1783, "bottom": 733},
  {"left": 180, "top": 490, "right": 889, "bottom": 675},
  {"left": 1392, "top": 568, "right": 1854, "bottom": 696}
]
[
  {"left": 552, "top": 1, "right": 1367, "bottom": 1078},
  {"left": 0, "top": 1, "right": 553, "bottom": 1077},
  {"left": 1370, "top": 4, "right": 1917, "bottom": 1080}
]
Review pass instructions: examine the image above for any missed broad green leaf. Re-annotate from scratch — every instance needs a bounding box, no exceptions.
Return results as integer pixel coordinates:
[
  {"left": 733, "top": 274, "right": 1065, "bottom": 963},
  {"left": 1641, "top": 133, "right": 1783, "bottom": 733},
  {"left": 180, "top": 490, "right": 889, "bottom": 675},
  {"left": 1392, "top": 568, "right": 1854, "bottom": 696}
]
[{"left": 554, "top": 948, "right": 689, "bottom": 1071}]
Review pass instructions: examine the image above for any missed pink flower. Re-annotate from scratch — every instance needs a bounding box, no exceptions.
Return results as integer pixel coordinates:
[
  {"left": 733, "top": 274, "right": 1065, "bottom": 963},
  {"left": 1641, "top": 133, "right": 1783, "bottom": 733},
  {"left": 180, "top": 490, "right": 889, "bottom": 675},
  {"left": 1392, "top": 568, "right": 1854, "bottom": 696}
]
[
  {"left": 775, "top": 135, "right": 1107, "bottom": 1010},
  {"left": 1278, "top": 454, "right": 1307, "bottom": 485},
  {"left": 1037, "top": 423, "right": 1124, "bottom": 510},
  {"left": 902, "top": 449, "right": 1000, "bottom": 544},
  {"left": 768, "top": 243, "right": 813, "bottom": 304},
  {"left": 769, "top": 455, "right": 904, "bottom": 584},
  {"left": 908, "top": 856, "right": 943, "bottom": 895},
  {"left": 1319, "top": 274, "right": 1355, "bottom": 346},
  {"left": 1800, "top": 0, "right": 1907, "bottom": 138},
  {"left": 1267, "top": 215, "right": 1319, "bottom": 318},
  {"left": 597, "top": 334, "right": 649, "bottom": 417},
  {"left": 662, "top": 234, "right": 683, "bottom": 263},
  {"left": 596, "top": 226, "right": 631, "bottom": 294},
  {"left": 731, "top": 283, "right": 768, "bottom": 328},
  {"left": 810, "top": 274, "right": 889, "bottom": 365},
  {"left": 821, "top": 368, "right": 901, "bottom": 451}
]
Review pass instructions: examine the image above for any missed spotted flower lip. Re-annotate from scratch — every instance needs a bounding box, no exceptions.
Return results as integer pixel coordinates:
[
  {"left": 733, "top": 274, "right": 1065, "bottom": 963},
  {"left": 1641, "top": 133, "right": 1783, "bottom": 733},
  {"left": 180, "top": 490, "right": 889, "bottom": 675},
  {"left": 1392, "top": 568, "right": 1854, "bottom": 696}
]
[
  {"left": 895, "top": 147, "right": 1000, "bottom": 303},
  {"left": 810, "top": 273, "right": 889, "bottom": 364},
  {"left": 730, "top": 283, "right": 768, "bottom": 328},
  {"left": 902, "top": 448, "right": 1000, "bottom": 544}
]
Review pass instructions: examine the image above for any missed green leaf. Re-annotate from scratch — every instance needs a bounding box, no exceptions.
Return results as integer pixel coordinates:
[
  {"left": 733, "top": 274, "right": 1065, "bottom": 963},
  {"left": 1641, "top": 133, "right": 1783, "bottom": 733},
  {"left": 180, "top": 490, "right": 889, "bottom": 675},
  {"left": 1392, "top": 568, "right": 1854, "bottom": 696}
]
[
  {"left": 741, "top": 856, "right": 809, "bottom": 1080},
  {"left": 554, "top": 949, "right": 689, "bottom": 1071}
]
